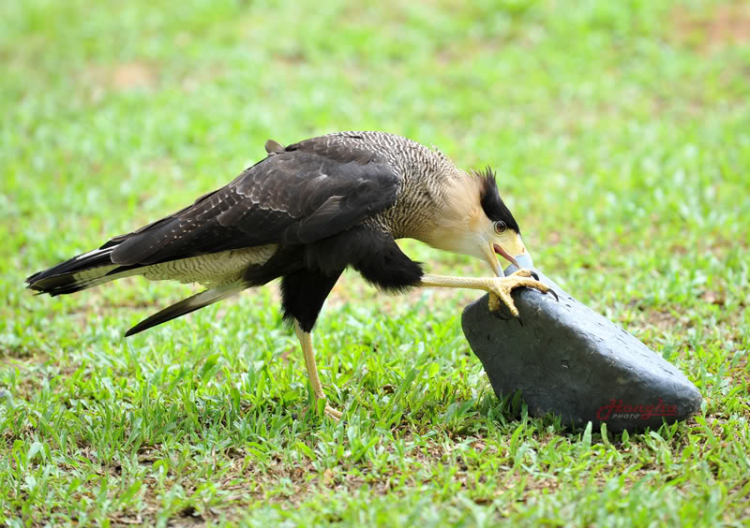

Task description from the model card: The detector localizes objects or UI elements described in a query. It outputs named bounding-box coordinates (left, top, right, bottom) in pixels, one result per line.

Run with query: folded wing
left=106, top=140, right=400, bottom=267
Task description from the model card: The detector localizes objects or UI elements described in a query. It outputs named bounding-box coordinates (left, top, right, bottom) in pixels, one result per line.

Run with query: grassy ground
left=2, top=0, right=749, bottom=525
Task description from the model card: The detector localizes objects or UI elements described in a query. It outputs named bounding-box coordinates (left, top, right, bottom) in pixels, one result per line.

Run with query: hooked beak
left=493, top=243, right=520, bottom=269
left=482, top=242, right=521, bottom=277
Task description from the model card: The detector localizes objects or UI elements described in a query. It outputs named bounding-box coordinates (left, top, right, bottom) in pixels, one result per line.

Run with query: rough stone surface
left=462, top=258, right=703, bottom=431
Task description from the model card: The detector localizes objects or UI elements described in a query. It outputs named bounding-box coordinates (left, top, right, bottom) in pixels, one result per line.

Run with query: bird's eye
left=494, top=221, right=507, bottom=234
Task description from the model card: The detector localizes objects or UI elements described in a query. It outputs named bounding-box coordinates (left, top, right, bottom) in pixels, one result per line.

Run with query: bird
left=26, top=131, right=553, bottom=420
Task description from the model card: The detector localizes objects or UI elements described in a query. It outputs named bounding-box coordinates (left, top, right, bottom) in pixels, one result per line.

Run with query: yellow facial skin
left=496, top=229, right=527, bottom=259
left=482, top=229, right=528, bottom=276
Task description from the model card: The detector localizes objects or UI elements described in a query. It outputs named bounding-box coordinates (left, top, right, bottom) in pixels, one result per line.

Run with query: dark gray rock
left=462, top=257, right=703, bottom=432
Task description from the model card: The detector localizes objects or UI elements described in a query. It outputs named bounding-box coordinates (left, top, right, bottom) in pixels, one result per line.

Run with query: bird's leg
left=420, top=270, right=552, bottom=317
left=293, top=320, right=342, bottom=421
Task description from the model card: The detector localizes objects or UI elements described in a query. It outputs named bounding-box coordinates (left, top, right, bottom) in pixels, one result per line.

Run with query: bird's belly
left=141, top=245, right=278, bottom=287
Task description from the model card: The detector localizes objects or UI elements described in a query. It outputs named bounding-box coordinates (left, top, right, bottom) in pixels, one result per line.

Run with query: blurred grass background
left=1, top=0, right=749, bottom=525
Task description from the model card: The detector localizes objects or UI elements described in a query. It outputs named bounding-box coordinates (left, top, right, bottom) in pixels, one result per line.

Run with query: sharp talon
left=517, top=317, right=524, bottom=327
left=530, top=271, right=540, bottom=281
left=548, top=288, right=559, bottom=302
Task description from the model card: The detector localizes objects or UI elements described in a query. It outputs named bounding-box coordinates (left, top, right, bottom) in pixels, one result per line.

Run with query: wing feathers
left=107, top=148, right=399, bottom=268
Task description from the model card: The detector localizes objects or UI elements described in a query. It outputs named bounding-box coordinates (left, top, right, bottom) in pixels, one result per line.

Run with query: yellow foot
left=302, top=400, right=342, bottom=421
left=324, top=404, right=342, bottom=421
left=487, top=269, right=554, bottom=316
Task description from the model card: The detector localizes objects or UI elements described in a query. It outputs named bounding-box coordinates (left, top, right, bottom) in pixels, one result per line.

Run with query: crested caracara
left=27, top=131, right=552, bottom=419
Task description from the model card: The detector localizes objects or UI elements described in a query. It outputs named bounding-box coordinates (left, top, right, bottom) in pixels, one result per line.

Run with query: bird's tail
left=124, top=283, right=244, bottom=336
left=27, top=247, right=246, bottom=336
left=25, top=246, right=139, bottom=296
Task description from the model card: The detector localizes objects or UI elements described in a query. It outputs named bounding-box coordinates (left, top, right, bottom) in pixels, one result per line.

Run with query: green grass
left=2, top=0, right=750, bottom=525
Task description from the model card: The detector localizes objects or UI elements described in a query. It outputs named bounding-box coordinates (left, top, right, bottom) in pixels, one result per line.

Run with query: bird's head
left=419, top=168, right=529, bottom=277
left=475, top=168, right=528, bottom=276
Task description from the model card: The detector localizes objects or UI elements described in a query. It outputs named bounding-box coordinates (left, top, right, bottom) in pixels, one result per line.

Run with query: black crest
left=477, top=168, right=520, bottom=233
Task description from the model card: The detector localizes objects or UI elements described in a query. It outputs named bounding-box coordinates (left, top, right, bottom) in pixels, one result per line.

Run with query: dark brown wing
left=105, top=138, right=400, bottom=266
